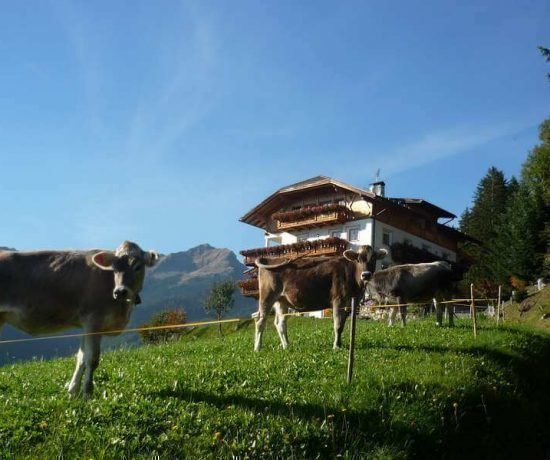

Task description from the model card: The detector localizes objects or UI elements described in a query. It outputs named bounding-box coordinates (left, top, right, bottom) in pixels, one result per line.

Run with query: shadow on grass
left=355, top=330, right=550, bottom=459
left=152, top=372, right=550, bottom=459
left=152, top=384, right=440, bottom=458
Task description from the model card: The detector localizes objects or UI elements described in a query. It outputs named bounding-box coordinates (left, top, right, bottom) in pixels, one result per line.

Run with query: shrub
left=510, top=275, right=527, bottom=291
left=139, top=309, right=187, bottom=344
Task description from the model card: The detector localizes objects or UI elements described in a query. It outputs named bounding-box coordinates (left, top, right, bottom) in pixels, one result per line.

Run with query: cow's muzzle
left=113, top=286, right=132, bottom=301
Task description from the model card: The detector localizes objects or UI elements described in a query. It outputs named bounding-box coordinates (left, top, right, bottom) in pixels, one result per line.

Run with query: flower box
left=240, top=237, right=349, bottom=266
left=272, top=204, right=353, bottom=231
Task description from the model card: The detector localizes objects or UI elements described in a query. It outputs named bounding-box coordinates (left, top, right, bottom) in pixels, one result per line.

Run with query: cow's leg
left=273, top=300, right=289, bottom=349
left=388, top=306, right=398, bottom=326
left=82, top=334, right=102, bottom=397
left=332, top=300, right=349, bottom=349
left=255, top=292, right=278, bottom=352
left=67, top=337, right=86, bottom=396
left=435, top=298, right=444, bottom=326
left=399, top=301, right=407, bottom=326
left=447, top=303, right=455, bottom=327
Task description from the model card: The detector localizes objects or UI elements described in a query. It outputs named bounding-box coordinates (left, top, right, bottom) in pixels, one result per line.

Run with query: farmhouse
left=238, top=175, right=471, bottom=299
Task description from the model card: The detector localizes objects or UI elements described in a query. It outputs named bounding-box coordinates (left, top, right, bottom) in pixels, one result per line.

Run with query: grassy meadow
left=0, top=316, right=549, bottom=459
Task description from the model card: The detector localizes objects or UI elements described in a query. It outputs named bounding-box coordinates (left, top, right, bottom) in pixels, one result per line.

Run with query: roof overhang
left=389, top=198, right=456, bottom=220
left=239, top=176, right=376, bottom=230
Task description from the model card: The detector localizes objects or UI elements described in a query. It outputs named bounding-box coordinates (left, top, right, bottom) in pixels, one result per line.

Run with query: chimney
left=369, top=181, right=386, bottom=197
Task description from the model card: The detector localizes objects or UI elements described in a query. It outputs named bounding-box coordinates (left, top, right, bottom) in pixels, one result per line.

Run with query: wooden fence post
left=347, top=297, right=357, bottom=384
left=470, top=283, right=477, bottom=339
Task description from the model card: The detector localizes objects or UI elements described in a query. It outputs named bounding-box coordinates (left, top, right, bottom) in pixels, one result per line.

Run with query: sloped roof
left=389, top=198, right=456, bottom=219
left=239, top=176, right=377, bottom=229
left=239, top=175, right=460, bottom=231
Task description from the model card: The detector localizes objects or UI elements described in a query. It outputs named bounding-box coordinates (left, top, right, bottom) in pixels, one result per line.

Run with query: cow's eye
left=133, top=263, right=144, bottom=271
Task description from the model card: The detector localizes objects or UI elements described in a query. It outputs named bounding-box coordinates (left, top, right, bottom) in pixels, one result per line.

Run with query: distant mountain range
left=0, top=244, right=256, bottom=365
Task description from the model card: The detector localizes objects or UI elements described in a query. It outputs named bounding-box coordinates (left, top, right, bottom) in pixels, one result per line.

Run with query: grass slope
left=1, top=318, right=549, bottom=459
left=504, top=285, right=550, bottom=332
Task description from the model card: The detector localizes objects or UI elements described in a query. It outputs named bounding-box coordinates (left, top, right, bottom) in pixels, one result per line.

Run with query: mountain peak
left=134, top=243, right=255, bottom=325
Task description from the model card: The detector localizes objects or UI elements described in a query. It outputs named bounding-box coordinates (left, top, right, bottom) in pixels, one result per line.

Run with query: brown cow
left=0, top=241, right=159, bottom=396
left=363, top=261, right=457, bottom=326
left=254, top=245, right=387, bottom=351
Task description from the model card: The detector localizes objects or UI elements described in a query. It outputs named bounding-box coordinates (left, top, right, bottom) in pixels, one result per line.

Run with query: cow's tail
left=255, top=257, right=291, bottom=270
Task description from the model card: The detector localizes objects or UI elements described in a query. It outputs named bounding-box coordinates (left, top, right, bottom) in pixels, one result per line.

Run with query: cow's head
left=91, top=241, right=159, bottom=303
left=343, top=245, right=387, bottom=284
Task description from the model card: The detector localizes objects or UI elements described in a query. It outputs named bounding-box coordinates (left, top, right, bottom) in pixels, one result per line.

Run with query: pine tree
left=460, top=118, right=550, bottom=290
left=520, top=118, right=550, bottom=276
left=495, top=181, right=541, bottom=281
left=459, top=167, right=511, bottom=293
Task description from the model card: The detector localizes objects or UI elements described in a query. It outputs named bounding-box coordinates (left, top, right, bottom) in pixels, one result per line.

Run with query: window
left=403, top=238, right=412, bottom=246
left=442, top=252, right=450, bottom=260
left=297, top=234, right=308, bottom=242
left=331, top=229, right=342, bottom=238
left=422, top=244, right=431, bottom=253
left=382, top=229, right=393, bottom=246
left=348, top=227, right=360, bottom=242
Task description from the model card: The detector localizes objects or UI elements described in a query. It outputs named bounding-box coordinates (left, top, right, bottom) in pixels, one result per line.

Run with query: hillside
left=0, top=317, right=549, bottom=458
left=503, top=285, right=550, bottom=331
left=0, top=244, right=255, bottom=365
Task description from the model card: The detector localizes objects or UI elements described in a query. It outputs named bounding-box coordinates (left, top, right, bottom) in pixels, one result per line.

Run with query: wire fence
left=0, top=286, right=503, bottom=346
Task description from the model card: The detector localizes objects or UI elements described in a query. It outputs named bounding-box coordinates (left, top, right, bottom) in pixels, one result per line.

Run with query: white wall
left=264, top=218, right=455, bottom=265
left=269, top=219, right=374, bottom=247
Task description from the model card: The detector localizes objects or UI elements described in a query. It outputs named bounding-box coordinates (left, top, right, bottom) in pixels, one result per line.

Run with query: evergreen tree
left=460, top=118, right=550, bottom=290
left=494, top=181, right=541, bottom=281
left=521, top=118, right=550, bottom=276
left=459, top=167, right=511, bottom=293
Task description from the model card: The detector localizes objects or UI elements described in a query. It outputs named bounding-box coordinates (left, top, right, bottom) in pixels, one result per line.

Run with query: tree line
left=459, top=117, right=549, bottom=296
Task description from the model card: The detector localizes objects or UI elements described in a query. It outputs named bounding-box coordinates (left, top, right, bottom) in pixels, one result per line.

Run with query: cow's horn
left=255, top=258, right=291, bottom=269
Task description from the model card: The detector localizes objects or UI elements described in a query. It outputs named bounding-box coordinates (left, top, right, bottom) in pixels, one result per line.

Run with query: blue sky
left=1, top=0, right=548, bottom=256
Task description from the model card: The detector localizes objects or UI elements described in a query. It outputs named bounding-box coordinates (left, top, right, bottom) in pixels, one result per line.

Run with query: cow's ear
left=375, top=248, right=388, bottom=259
left=144, top=251, right=160, bottom=267
left=92, top=251, right=116, bottom=271
left=343, top=250, right=359, bottom=262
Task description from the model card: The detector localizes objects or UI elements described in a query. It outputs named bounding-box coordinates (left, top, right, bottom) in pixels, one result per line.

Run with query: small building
left=238, top=175, right=471, bottom=301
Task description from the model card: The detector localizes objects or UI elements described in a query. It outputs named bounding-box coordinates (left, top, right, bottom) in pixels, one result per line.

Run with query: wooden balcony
left=239, top=237, right=349, bottom=266
left=273, top=204, right=353, bottom=231
left=237, top=278, right=259, bottom=298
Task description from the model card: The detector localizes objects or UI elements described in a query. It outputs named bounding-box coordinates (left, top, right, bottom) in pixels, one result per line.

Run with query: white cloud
left=376, top=122, right=531, bottom=176
left=127, top=3, right=220, bottom=162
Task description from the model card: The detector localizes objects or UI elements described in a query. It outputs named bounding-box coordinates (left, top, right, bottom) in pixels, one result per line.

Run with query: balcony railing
left=237, top=278, right=259, bottom=298
left=239, top=236, right=349, bottom=266
left=273, top=204, right=353, bottom=231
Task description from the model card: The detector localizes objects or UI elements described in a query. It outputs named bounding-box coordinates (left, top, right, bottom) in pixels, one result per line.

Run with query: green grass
left=1, top=317, right=549, bottom=459
left=504, top=285, right=550, bottom=332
